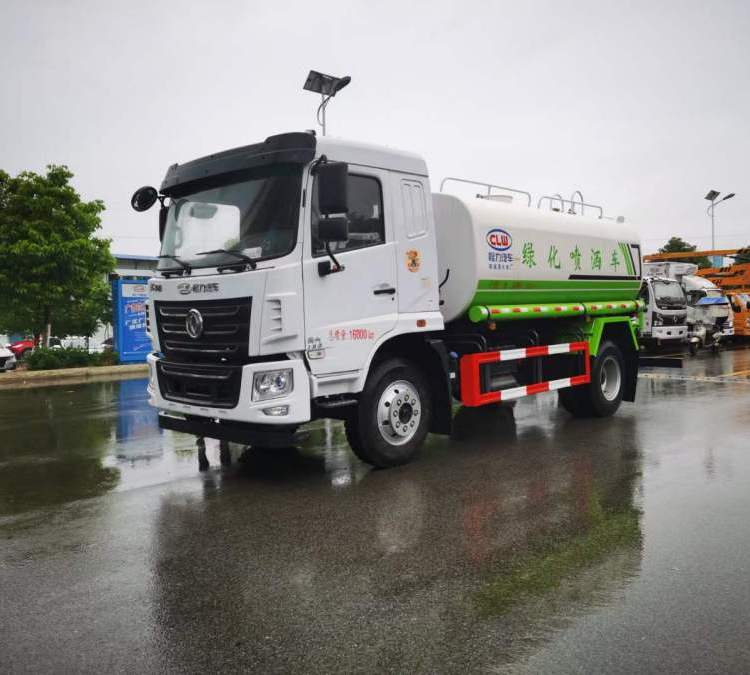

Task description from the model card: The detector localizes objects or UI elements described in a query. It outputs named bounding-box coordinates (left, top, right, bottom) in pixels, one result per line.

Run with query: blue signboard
left=112, top=278, right=151, bottom=363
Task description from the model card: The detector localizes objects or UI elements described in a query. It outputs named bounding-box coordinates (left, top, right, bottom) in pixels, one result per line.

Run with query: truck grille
left=154, top=297, right=252, bottom=364
left=156, top=361, right=242, bottom=408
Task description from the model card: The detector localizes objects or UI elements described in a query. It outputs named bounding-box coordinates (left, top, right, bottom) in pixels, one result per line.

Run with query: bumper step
left=159, top=413, right=298, bottom=448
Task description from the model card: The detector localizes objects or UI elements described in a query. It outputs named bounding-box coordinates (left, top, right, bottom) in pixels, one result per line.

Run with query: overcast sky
left=2, top=0, right=748, bottom=256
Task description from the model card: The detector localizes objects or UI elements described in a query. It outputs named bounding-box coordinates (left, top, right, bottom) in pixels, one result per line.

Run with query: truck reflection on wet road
left=2, top=348, right=750, bottom=672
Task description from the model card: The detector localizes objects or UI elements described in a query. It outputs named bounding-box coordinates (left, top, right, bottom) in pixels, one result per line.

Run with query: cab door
left=302, top=167, right=398, bottom=376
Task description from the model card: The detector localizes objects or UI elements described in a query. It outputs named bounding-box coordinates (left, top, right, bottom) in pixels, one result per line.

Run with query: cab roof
left=316, top=136, right=428, bottom=177
left=160, top=131, right=428, bottom=195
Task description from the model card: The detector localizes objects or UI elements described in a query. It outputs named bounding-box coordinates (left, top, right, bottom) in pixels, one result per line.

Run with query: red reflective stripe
left=512, top=307, right=522, bottom=313
left=526, top=381, right=551, bottom=395
left=570, top=374, right=590, bottom=386
left=533, top=306, right=542, bottom=312
left=525, top=345, right=550, bottom=358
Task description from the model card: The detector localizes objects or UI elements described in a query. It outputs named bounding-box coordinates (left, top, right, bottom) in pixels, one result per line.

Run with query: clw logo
left=487, top=228, right=512, bottom=251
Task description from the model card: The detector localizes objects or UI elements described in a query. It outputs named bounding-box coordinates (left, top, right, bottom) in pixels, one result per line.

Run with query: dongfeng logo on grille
left=186, top=308, right=204, bottom=339
left=177, top=282, right=220, bottom=295
left=487, top=228, right=512, bottom=251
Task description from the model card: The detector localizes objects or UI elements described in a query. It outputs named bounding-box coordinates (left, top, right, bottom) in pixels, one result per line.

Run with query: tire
left=559, top=340, right=625, bottom=418
left=21, top=349, right=32, bottom=360
left=344, top=358, right=432, bottom=468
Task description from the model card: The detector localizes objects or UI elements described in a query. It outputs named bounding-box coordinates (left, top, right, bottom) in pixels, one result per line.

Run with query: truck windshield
left=159, top=165, right=302, bottom=271
left=653, top=280, right=685, bottom=309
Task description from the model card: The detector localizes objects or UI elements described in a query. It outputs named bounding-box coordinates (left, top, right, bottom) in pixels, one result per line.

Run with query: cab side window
left=312, top=174, right=384, bottom=256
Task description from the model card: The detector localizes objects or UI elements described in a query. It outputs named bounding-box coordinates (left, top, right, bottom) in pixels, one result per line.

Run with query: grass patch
left=475, top=493, right=641, bottom=616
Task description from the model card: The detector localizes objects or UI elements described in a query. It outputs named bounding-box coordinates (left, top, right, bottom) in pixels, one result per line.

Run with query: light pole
left=704, top=190, right=735, bottom=249
left=303, top=70, right=351, bottom=136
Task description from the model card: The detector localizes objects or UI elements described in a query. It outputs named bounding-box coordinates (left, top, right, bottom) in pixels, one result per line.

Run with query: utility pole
left=704, top=190, right=735, bottom=249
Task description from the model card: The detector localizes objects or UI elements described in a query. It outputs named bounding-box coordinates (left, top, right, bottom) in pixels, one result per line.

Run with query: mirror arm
left=324, top=241, right=344, bottom=273
left=310, top=154, right=328, bottom=175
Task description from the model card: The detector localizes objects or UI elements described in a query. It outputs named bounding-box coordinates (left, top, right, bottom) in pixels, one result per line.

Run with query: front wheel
left=344, top=358, right=432, bottom=468
left=559, top=340, right=625, bottom=418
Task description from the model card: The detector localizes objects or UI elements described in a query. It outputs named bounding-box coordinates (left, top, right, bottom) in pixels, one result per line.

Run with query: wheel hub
left=600, top=355, right=622, bottom=402
left=377, top=380, right=421, bottom=446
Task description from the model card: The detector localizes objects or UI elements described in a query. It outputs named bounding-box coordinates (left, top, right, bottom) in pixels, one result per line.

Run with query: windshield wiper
left=196, top=249, right=257, bottom=270
left=158, top=254, right=192, bottom=274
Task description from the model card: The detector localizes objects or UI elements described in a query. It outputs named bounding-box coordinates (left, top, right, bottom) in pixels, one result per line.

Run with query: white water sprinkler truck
left=132, top=131, right=643, bottom=467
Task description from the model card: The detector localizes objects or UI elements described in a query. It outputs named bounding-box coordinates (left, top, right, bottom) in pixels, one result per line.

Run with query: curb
left=0, top=364, right=148, bottom=389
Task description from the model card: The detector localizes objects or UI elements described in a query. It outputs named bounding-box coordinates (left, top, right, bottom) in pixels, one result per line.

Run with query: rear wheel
left=559, top=340, right=625, bottom=418
left=344, top=358, right=432, bottom=468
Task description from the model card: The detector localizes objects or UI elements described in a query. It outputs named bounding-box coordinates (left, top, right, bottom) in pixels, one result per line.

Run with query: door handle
left=373, top=286, right=396, bottom=296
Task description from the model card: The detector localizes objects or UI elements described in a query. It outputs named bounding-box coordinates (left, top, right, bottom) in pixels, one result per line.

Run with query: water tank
left=433, top=193, right=642, bottom=323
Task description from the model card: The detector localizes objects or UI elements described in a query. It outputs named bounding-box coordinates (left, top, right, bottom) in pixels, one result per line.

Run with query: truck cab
left=683, top=275, right=733, bottom=349
left=727, top=292, right=750, bottom=338
left=142, top=133, right=444, bottom=461
left=638, top=276, right=688, bottom=347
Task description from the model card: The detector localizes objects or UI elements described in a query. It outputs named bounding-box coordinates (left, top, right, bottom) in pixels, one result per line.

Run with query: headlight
left=253, top=368, right=293, bottom=401
left=653, top=316, right=663, bottom=326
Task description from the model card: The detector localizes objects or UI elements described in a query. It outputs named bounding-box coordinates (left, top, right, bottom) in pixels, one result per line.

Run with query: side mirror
left=317, top=162, right=348, bottom=215
left=131, top=186, right=159, bottom=212
left=318, top=216, right=348, bottom=243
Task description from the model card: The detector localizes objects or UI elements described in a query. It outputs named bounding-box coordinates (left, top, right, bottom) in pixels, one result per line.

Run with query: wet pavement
left=1, top=348, right=750, bottom=673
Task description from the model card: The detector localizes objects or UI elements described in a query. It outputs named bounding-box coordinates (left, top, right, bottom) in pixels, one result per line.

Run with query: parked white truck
left=637, top=274, right=688, bottom=348
left=132, top=132, right=643, bottom=467
left=643, top=261, right=732, bottom=352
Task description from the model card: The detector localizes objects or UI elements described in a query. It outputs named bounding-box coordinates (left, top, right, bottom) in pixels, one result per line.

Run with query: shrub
left=26, top=347, right=120, bottom=371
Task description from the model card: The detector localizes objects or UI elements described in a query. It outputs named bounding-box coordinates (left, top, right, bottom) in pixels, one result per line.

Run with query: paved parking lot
left=2, top=347, right=750, bottom=673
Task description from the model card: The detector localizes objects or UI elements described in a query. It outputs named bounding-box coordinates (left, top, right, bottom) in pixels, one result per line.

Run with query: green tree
left=658, top=236, right=711, bottom=268
left=0, top=165, right=114, bottom=344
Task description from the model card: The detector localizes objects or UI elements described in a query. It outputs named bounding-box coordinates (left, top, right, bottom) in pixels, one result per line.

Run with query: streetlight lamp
left=704, top=190, right=736, bottom=249
left=303, top=70, right=351, bottom=136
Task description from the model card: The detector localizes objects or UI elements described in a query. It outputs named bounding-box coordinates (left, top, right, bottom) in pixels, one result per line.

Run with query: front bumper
left=147, top=354, right=311, bottom=425
left=649, top=325, right=688, bottom=341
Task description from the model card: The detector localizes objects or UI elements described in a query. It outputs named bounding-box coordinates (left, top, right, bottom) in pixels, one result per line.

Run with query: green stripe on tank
left=619, top=242, right=635, bottom=276
left=476, top=279, right=639, bottom=290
